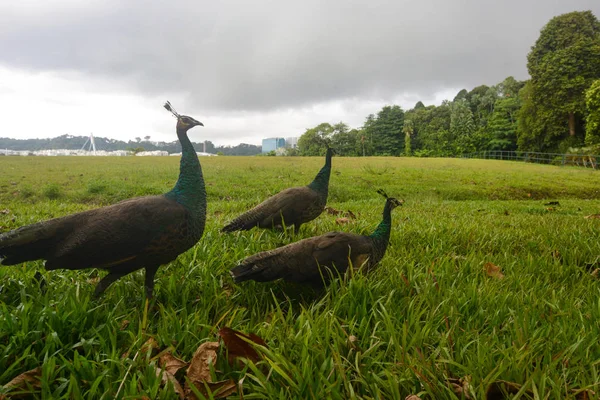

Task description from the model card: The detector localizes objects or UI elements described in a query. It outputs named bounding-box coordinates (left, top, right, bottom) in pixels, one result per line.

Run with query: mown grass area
left=1, top=155, right=600, bottom=399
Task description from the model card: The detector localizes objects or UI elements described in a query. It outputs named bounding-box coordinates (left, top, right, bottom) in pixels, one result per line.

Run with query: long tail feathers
left=229, top=264, right=256, bottom=283
left=221, top=210, right=260, bottom=232
left=0, top=222, right=62, bottom=265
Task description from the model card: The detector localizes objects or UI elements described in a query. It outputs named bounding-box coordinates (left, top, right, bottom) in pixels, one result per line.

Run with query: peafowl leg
left=144, top=266, right=159, bottom=299
left=93, top=271, right=129, bottom=298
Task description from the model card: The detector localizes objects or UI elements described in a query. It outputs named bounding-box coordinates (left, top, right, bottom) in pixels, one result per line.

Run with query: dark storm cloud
left=1, top=0, right=599, bottom=111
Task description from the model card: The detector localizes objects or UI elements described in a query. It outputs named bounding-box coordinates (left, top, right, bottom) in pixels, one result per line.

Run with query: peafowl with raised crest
left=0, top=102, right=206, bottom=298
left=222, top=146, right=334, bottom=232
left=230, top=190, right=403, bottom=286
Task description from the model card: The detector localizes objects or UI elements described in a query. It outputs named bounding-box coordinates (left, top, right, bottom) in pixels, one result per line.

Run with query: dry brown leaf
left=486, top=380, right=529, bottom=399
left=347, top=335, right=360, bottom=351
left=484, top=262, right=505, bottom=280
left=405, top=396, right=422, bottom=400
left=155, top=367, right=184, bottom=400
left=546, top=207, right=555, bottom=211
left=187, top=341, right=219, bottom=384
left=159, top=352, right=188, bottom=377
left=0, top=209, right=10, bottom=215
left=447, top=376, right=472, bottom=399
left=585, top=214, right=600, bottom=219
left=591, top=268, right=600, bottom=278
left=1, top=367, right=42, bottom=398
left=345, top=210, right=357, bottom=219
left=120, top=320, right=130, bottom=330
left=219, top=327, right=266, bottom=364
left=335, top=217, right=350, bottom=225
left=324, top=206, right=342, bottom=215
left=141, top=337, right=160, bottom=357
left=573, top=388, right=596, bottom=400
left=186, top=379, right=237, bottom=400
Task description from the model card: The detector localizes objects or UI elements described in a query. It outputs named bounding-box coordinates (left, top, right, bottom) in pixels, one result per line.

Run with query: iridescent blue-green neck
left=165, top=127, right=206, bottom=217
left=370, top=200, right=393, bottom=246
left=307, top=148, right=332, bottom=196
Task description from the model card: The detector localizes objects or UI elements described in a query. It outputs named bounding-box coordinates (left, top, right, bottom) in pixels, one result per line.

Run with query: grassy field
left=1, top=155, right=600, bottom=399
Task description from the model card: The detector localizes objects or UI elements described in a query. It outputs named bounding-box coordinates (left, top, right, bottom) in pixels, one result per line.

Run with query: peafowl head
left=164, top=101, right=204, bottom=132
left=376, top=189, right=404, bottom=210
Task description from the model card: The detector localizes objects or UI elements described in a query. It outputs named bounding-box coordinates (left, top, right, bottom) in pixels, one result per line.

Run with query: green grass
left=1, top=156, right=600, bottom=399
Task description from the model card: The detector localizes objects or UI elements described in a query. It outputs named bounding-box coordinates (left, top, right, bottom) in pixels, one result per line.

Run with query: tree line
left=0, top=135, right=261, bottom=156
left=296, top=10, right=600, bottom=157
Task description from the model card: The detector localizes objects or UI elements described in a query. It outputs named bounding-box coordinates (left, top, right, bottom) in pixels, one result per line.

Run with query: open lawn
left=1, top=156, right=600, bottom=399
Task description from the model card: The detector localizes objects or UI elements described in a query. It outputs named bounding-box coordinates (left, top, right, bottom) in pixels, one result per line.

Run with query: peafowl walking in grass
left=230, top=190, right=403, bottom=286
left=0, top=102, right=206, bottom=299
left=222, top=147, right=334, bottom=232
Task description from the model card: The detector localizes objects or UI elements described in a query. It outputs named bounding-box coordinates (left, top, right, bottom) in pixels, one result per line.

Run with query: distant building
left=262, top=137, right=286, bottom=153
left=285, top=137, right=299, bottom=149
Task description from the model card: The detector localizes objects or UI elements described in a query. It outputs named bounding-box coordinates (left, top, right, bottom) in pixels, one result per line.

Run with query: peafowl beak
left=193, top=120, right=204, bottom=127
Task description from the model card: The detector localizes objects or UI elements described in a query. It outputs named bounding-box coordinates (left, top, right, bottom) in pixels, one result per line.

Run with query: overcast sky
left=1, top=0, right=599, bottom=146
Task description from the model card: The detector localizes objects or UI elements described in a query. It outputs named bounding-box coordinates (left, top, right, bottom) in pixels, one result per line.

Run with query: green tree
left=487, top=96, right=521, bottom=150
left=497, top=76, right=525, bottom=98
left=517, top=81, right=550, bottom=151
left=585, top=80, right=600, bottom=145
left=527, top=10, right=600, bottom=144
left=453, top=89, right=468, bottom=102
left=465, top=85, right=490, bottom=126
left=450, top=100, right=477, bottom=153
left=403, top=120, right=413, bottom=156
left=418, top=102, right=452, bottom=156
left=331, top=126, right=360, bottom=156
left=297, top=123, right=334, bottom=156
left=363, top=105, right=405, bottom=156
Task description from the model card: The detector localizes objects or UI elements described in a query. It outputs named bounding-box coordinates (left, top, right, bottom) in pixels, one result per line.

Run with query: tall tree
left=330, top=123, right=360, bottom=156
left=585, top=80, right=600, bottom=146
left=487, top=96, right=521, bottom=150
left=450, top=100, right=477, bottom=153
left=418, top=102, right=452, bottom=156
left=517, top=81, right=551, bottom=151
left=527, top=10, right=600, bottom=143
left=297, top=123, right=334, bottom=156
left=363, top=105, right=405, bottom=156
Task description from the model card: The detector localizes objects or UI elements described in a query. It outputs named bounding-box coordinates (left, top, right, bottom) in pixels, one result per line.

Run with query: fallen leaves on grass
left=160, top=351, right=188, bottom=377
left=141, top=337, right=160, bottom=357
left=0, top=209, right=10, bottom=215
left=325, top=206, right=357, bottom=219
left=447, top=376, right=473, bottom=399
left=335, top=217, right=350, bottom=225
left=156, top=367, right=185, bottom=399
left=584, top=214, right=600, bottom=219
left=183, top=341, right=237, bottom=399
left=0, top=367, right=42, bottom=399
left=485, top=380, right=523, bottom=399
left=186, top=379, right=237, bottom=400
left=145, top=327, right=265, bottom=399
left=405, top=396, right=422, bottom=400
left=186, top=342, right=218, bottom=383
left=485, top=380, right=595, bottom=400
left=219, top=327, right=266, bottom=364
left=120, top=320, right=130, bottom=330
left=484, top=262, right=505, bottom=280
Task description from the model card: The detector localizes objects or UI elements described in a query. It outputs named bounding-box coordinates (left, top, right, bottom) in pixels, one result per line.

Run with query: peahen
left=230, top=190, right=403, bottom=286
left=221, top=147, right=333, bottom=232
left=0, top=102, right=206, bottom=298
